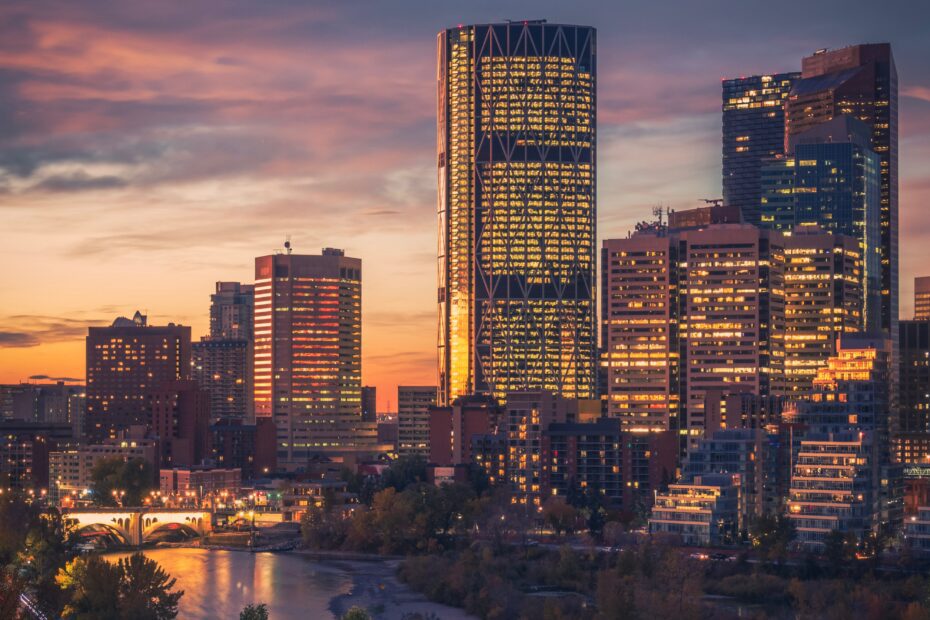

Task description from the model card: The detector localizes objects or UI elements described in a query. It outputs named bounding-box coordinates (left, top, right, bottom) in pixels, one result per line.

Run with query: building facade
left=397, top=386, right=437, bottom=457
left=722, top=72, right=799, bottom=224
left=192, top=339, right=250, bottom=421
left=85, top=312, right=191, bottom=441
left=916, top=277, right=930, bottom=320
left=896, top=320, right=930, bottom=463
left=437, top=21, right=597, bottom=405
left=785, top=44, right=898, bottom=339
left=649, top=473, right=740, bottom=546
left=254, top=249, right=363, bottom=468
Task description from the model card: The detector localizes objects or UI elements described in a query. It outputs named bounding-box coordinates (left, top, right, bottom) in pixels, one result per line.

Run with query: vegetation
left=240, top=603, right=270, bottom=620
left=340, top=606, right=372, bottom=620
left=56, top=552, right=183, bottom=620
left=90, top=457, right=155, bottom=507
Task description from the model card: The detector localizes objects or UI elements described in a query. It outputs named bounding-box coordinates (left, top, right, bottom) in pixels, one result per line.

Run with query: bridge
left=64, top=508, right=213, bottom=546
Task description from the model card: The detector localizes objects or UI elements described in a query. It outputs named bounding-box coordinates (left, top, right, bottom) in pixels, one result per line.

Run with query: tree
left=91, top=457, right=154, bottom=507
left=341, top=606, right=371, bottom=620
left=117, top=553, right=183, bottom=619
left=542, top=497, right=577, bottom=536
left=751, top=514, right=796, bottom=562
left=57, top=553, right=183, bottom=620
left=822, top=529, right=857, bottom=569
left=240, top=603, right=270, bottom=620
left=0, top=568, right=25, bottom=620
left=381, top=455, right=428, bottom=492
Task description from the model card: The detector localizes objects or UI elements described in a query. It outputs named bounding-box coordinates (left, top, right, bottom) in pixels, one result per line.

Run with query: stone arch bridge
left=64, top=508, right=212, bottom=546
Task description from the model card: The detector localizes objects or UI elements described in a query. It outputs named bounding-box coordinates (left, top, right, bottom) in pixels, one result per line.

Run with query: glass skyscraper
left=760, top=115, right=882, bottom=332
left=437, top=21, right=597, bottom=404
left=722, top=72, right=799, bottom=224
left=786, top=44, right=898, bottom=338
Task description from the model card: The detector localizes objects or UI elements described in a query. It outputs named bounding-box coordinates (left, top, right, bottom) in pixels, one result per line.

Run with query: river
left=107, top=547, right=475, bottom=619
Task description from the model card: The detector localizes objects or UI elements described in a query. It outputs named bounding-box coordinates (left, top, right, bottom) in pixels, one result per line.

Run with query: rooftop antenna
left=284, top=235, right=292, bottom=255
left=652, top=205, right=665, bottom=227
left=700, top=198, right=724, bottom=207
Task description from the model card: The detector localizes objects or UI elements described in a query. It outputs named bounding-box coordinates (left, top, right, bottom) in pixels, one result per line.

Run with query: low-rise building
left=905, top=506, right=930, bottom=554
left=649, top=473, right=740, bottom=546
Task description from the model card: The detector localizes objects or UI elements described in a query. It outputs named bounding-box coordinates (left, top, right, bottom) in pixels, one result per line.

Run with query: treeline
left=400, top=542, right=930, bottom=620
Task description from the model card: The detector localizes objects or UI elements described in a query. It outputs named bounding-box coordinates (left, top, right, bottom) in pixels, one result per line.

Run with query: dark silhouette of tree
left=90, top=457, right=154, bottom=507
left=240, top=603, right=269, bottom=620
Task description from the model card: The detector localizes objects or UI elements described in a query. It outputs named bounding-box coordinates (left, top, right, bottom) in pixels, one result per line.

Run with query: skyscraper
left=437, top=21, right=597, bottom=405
left=895, top=320, right=930, bottom=463
left=361, top=386, right=377, bottom=423
left=722, top=72, right=799, bottom=223
left=759, top=116, right=882, bottom=334
left=601, top=234, right=679, bottom=431
left=209, top=282, right=254, bottom=340
left=782, top=226, right=863, bottom=394
left=193, top=281, right=254, bottom=422
left=85, top=312, right=190, bottom=441
left=254, top=248, right=363, bottom=468
left=786, top=44, right=898, bottom=338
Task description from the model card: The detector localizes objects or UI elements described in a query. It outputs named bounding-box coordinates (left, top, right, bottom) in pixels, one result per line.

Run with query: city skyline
left=2, top=1, right=930, bottom=411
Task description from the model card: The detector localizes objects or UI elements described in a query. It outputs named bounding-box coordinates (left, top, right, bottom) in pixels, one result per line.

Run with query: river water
left=109, top=548, right=352, bottom=618
left=108, top=547, right=475, bottom=619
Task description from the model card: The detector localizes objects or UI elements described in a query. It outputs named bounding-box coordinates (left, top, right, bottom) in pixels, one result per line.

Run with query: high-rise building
left=361, top=386, right=377, bottom=423
left=916, top=277, right=930, bottom=320
left=192, top=339, right=250, bottom=421
left=678, top=224, right=784, bottom=432
left=437, top=21, right=597, bottom=405
left=428, top=395, right=500, bottom=467
left=194, top=281, right=255, bottom=423
left=85, top=312, right=191, bottom=441
left=722, top=72, right=800, bottom=223
left=253, top=248, right=363, bottom=467
left=601, top=234, right=679, bottom=431
left=760, top=117, right=882, bottom=332
left=397, top=386, right=437, bottom=457
left=602, top=211, right=786, bottom=437
left=895, top=320, right=930, bottom=464
left=782, top=226, right=863, bottom=394
left=786, top=44, right=898, bottom=338
left=210, top=282, right=254, bottom=340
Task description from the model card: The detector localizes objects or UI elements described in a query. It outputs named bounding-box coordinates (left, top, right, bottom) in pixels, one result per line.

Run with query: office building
left=210, top=417, right=277, bottom=479
left=649, top=473, right=740, bottom=546
left=472, top=431, right=508, bottom=485
left=601, top=234, right=679, bottom=431
left=159, top=467, right=241, bottom=499
left=782, top=226, right=864, bottom=394
left=149, top=380, right=211, bottom=468
left=722, top=72, right=800, bottom=223
left=678, top=224, right=785, bottom=432
left=438, top=21, right=597, bottom=404
left=397, top=386, right=437, bottom=457
left=0, top=421, right=73, bottom=490
left=254, top=248, right=362, bottom=468
left=786, top=44, right=898, bottom=338
left=361, top=386, right=377, bottom=423
left=85, top=312, right=191, bottom=441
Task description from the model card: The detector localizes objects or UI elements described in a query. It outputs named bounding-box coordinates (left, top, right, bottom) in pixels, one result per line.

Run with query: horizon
left=2, top=0, right=929, bottom=410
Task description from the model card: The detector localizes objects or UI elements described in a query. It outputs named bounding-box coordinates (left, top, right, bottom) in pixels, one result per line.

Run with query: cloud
left=28, top=374, right=83, bottom=382
left=34, top=171, right=127, bottom=192
left=0, top=332, right=39, bottom=348
left=0, top=315, right=106, bottom=348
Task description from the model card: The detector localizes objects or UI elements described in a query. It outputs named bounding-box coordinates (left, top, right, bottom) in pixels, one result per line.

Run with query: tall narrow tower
left=437, top=21, right=597, bottom=405
left=253, top=247, right=362, bottom=468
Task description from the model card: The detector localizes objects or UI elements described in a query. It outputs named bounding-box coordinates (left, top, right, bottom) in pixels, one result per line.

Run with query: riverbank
left=323, top=557, right=476, bottom=620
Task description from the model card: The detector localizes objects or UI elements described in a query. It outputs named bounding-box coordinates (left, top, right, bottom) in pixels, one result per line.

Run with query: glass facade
left=786, top=44, right=898, bottom=338
left=722, top=73, right=799, bottom=224
left=438, top=22, right=597, bottom=404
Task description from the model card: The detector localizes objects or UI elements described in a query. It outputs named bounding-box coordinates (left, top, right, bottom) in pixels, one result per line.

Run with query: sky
left=1, top=0, right=929, bottom=410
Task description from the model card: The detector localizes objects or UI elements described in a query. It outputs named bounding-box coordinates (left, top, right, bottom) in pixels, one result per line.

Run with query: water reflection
left=108, top=548, right=352, bottom=619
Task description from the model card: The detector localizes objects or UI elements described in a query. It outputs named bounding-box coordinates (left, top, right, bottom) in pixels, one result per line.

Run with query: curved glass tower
left=437, top=21, right=597, bottom=404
